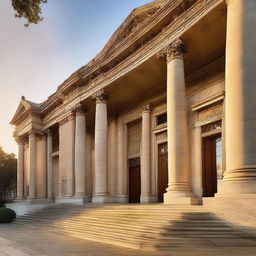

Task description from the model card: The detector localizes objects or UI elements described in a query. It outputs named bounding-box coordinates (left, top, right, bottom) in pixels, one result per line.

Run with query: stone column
left=40, top=134, right=47, bottom=199
left=16, top=138, right=24, bottom=200
left=219, top=0, right=256, bottom=195
left=74, top=105, right=87, bottom=201
left=92, top=90, right=109, bottom=203
left=116, top=120, right=128, bottom=202
left=162, top=39, right=197, bottom=204
left=47, top=129, right=53, bottom=200
left=28, top=131, right=36, bottom=199
left=140, top=105, right=152, bottom=203
left=66, top=114, right=75, bottom=197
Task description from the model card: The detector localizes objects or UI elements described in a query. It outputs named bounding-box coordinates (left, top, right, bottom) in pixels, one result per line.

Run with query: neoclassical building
left=11, top=0, right=256, bottom=205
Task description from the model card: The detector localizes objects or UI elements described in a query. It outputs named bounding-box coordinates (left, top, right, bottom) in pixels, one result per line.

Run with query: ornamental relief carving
left=195, top=102, right=223, bottom=123
left=156, top=131, right=167, bottom=141
left=158, top=38, right=185, bottom=62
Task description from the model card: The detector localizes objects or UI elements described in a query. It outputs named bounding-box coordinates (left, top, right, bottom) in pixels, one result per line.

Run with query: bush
left=0, top=208, right=16, bottom=223
left=0, top=198, right=7, bottom=208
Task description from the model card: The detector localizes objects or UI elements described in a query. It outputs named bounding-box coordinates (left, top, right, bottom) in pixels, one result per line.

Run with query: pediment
left=10, top=97, right=39, bottom=125
left=91, top=0, right=168, bottom=63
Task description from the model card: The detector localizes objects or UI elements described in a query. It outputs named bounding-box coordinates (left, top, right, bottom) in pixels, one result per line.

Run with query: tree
left=0, top=146, right=17, bottom=199
left=11, top=0, right=47, bottom=27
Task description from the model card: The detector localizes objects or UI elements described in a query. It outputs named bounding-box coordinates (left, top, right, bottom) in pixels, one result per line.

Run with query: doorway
left=202, top=134, right=222, bottom=197
left=158, top=143, right=168, bottom=202
left=128, top=158, right=141, bottom=203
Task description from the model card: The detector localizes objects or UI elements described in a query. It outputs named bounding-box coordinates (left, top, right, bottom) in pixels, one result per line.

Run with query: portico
left=11, top=0, right=256, bottom=205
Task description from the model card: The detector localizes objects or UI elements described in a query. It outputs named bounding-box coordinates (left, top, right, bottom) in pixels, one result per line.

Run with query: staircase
left=12, top=204, right=256, bottom=251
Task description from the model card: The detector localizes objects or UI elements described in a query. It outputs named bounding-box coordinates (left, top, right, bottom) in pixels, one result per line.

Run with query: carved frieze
left=195, top=102, right=223, bottom=123
left=156, top=131, right=167, bottom=141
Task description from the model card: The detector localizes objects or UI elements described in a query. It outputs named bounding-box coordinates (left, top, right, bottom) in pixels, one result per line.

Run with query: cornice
left=12, top=0, right=224, bottom=128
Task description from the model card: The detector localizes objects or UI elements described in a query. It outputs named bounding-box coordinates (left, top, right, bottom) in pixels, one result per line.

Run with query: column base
left=55, top=197, right=86, bottom=204
left=74, top=193, right=89, bottom=203
left=26, top=198, right=52, bottom=204
left=164, top=191, right=200, bottom=205
left=92, top=194, right=112, bottom=203
left=140, top=195, right=157, bottom=203
left=217, top=180, right=256, bottom=196
left=114, top=195, right=129, bottom=203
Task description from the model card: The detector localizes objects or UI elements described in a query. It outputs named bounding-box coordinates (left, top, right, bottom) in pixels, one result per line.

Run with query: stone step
left=11, top=204, right=256, bottom=251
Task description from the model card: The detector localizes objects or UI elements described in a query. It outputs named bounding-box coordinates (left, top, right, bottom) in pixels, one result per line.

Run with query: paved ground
left=1, top=224, right=256, bottom=256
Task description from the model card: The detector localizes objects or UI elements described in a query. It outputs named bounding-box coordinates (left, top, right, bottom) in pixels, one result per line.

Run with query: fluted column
left=161, top=39, right=197, bottom=204
left=74, top=105, right=87, bottom=201
left=47, top=129, right=53, bottom=200
left=219, top=0, right=256, bottom=195
left=28, top=131, right=36, bottom=199
left=140, top=105, right=152, bottom=203
left=16, top=138, right=24, bottom=200
left=92, top=90, right=109, bottom=203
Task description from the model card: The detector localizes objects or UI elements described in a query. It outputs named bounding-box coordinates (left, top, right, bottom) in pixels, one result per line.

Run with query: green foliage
left=0, top=198, right=7, bottom=208
left=11, top=0, right=47, bottom=27
left=0, top=146, right=17, bottom=199
left=0, top=208, right=16, bottom=223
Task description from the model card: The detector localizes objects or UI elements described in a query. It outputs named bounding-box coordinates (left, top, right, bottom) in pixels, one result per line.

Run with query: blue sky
left=0, top=0, right=152, bottom=155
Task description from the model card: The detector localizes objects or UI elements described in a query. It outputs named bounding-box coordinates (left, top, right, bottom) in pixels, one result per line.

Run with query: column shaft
left=40, top=135, right=47, bottom=199
left=140, top=105, right=152, bottom=203
left=163, top=39, right=197, bottom=204
left=28, top=132, right=36, bottom=199
left=220, top=0, right=256, bottom=194
left=92, top=90, right=109, bottom=203
left=74, top=109, right=87, bottom=200
left=16, top=139, right=24, bottom=199
left=116, top=121, right=128, bottom=202
left=47, top=130, right=53, bottom=200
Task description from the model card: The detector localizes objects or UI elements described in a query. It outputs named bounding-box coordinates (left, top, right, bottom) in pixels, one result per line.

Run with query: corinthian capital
left=158, top=39, right=186, bottom=62
left=92, top=89, right=108, bottom=104
left=74, top=103, right=88, bottom=116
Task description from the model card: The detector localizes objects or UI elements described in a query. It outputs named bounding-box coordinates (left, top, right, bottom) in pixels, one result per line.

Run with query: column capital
left=28, top=130, right=36, bottom=137
left=142, top=104, right=151, bottom=113
left=15, top=137, right=24, bottom=145
left=46, top=129, right=52, bottom=136
left=42, top=132, right=47, bottom=140
left=74, top=103, right=88, bottom=116
left=158, top=39, right=186, bottom=62
left=59, top=117, right=68, bottom=126
left=92, top=89, right=108, bottom=104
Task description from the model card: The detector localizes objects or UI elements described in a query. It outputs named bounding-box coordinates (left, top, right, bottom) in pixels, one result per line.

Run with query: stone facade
left=11, top=0, right=256, bottom=204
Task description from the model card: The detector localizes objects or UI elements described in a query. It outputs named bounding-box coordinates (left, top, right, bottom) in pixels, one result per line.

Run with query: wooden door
left=129, top=158, right=141, bottom=203
left=158, top=143, right=168, bottom=202
left=202, top=135, right=220, bottom=197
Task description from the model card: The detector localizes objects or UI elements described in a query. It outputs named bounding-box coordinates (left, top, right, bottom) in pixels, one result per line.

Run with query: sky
left=0, top=0, right=152, bottom=156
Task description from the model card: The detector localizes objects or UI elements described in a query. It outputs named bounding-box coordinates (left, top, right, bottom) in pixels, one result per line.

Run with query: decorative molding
left=92, top=89, right=108, bottom=104
left=191, top=91, right=225, bottom=111
left=74, top=103, right=88, bottom=116
left=156, top=130, right=167, bottom=141
left=142, top=104, right=151, bottom=112
left=158, top=38, right=185, bottom=62
left=12, top=0, right=224, bottom=130
left=59, top=117, right=68, bottom=126
left=15, top=137, right=24, bottom=145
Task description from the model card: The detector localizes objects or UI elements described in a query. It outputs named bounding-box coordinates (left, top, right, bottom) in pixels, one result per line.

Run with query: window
left=156, top=113, right=167, bottom=126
